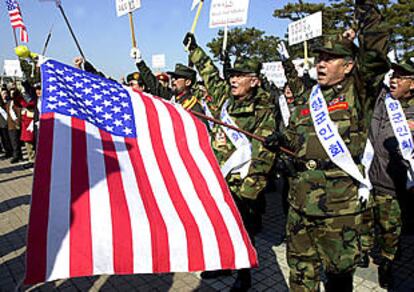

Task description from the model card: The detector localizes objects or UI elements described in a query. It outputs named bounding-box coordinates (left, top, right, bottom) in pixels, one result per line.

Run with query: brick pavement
left=1, top=152, right=412, bottom=291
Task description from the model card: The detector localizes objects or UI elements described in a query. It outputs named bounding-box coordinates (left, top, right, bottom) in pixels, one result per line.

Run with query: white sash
left=0, top=107, right=7, bottom=120
left=358, top=139, right=375, bottom=202
left=279, top=94, right=290, bottom=127
left=220, top=100, right=252, bottom=179
left=309, top=85, right=369, bottom=186
left=200, top=99, right=214, bottom=130
left=385, top=93, right=414, bottom=188
left=8, top=100, right=18, bottom=122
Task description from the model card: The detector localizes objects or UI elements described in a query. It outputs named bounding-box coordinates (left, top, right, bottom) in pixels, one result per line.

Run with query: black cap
left=167, top=63, right=196, bottom=84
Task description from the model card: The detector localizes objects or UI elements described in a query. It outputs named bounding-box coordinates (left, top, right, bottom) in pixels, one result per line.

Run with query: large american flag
left=24, top=59, right=257, bottom=284
left=5, top=0, right=28, bottom=42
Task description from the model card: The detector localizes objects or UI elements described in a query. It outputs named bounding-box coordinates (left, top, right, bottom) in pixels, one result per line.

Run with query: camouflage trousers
left=286, top=207, right=362, bottom=292
left=359, top=207, right=375, bottom=253
left=373, top=191, right=402, bottom=261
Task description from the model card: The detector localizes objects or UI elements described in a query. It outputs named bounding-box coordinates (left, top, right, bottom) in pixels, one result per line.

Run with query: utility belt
left=293, top=156, right=361, bottom=172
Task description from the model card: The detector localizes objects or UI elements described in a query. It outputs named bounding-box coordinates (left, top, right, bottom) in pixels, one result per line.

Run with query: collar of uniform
left=229, top=94, right=255, bottom=115
left=176, top=91, right=192, bottom=102
left=401, top=94, right=414, bottom=108
left=320, top=77, right=350, bottom=102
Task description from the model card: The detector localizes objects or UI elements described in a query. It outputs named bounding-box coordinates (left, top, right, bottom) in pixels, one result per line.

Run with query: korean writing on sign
left=288, top=11, right=322, bottom=46
left=116, top=0, right=141, bottom=17
left=209, top=0, right=250, bottom=28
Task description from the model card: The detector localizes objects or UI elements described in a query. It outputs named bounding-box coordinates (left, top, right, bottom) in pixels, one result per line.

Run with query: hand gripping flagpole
left=190, top=110, right=296, bottom=157
left=56, top=1, right=86, bottom=60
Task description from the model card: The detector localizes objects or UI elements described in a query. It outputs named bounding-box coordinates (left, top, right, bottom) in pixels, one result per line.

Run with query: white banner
left=152, top=54, right=166, bottom=69
left=3, top=60, right=23, bottom=77
left=288, top=11, right=322, bottom=46
left=261, top=58, right=316, bottom=88
left=261, top=62, right=286, bottom=88
left=116, top=0, right=141, bottom=17
left=209, top=0, right=250, bottom=28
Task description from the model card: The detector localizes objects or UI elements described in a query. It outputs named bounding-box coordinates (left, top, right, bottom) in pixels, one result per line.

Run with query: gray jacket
left=369, top=89, right=414, bottom=196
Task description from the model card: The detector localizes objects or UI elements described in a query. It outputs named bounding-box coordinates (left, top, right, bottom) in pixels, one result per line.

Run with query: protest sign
left=3, top=60, right=23, bottom=77
left=288, top=11, right=322, bottom=46
left=152, top=54, right=166, bottom=69
left=116, top=0, right=141, bottom=17
left=209, top=0, right=249, bottom=28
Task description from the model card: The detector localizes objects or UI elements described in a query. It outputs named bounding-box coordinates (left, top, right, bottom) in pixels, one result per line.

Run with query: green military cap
left=167, top=63, right=196, bottom=84
left=227, top=56, right=262, bottom=76
left=391, top=58, right=414, bottom=75
left=313, top=35, right=358, bottom=58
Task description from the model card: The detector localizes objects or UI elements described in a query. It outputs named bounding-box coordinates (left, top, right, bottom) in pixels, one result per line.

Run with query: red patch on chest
left=300, top=102, right=349, bottom=116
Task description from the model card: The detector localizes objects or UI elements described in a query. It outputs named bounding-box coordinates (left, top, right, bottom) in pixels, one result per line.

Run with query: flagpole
left=57, top=3, right=85, bottom=59
left=190, top=0, right=204, bottom=34
left=128, top=12, right=137, bottom=48
left=12, top=28, right=18, bottom=47
left=190, top=110, right=295, bottom=157
left=42, top=24, right=54, bottom=56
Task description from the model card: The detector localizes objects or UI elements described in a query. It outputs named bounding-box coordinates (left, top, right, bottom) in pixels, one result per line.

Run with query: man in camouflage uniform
left=368, top=59, right=414, bottom=288
left=130, top=47, right=204, bottom=114
left=264, top=0, right=389, bottom=290
left=183, top=32, right=276, bottom=291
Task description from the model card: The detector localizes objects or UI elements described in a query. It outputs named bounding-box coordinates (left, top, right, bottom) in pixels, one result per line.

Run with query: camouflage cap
left=313, top=35, right=358, bottom=58
left=391, top=58, right=414, bottom=75
left=167, top=63, right=196, bottom=84
left=227, top=56, right=262, bottom=76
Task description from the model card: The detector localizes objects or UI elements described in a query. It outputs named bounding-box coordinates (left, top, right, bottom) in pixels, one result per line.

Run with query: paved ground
left=1, top=151, right=413, bottom=291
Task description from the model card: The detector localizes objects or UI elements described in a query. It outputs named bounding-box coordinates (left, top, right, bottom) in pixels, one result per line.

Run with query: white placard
left=261, top=62, right=287, bottom=88
left=288, top=11, right=322, bottom=46
left=152, top=54, right=166, bottom=69
left=116, top=0, right=141, bottom=17
left=3, top=60, right=23, bottom=77
left=209, top=0, right=250, bottom=28
left=261, top=58, right=316, bottom=88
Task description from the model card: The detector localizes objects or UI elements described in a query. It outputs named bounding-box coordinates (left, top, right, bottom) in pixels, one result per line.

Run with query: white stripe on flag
left=46, top=113, right=71, bottom=280
left=130, top=89, right=189, bottom=271
left=85, top=122, right=114, bottom=274
left=176, top=107, right=251, bottom=269
left=152, top=98, right=221, bottom=270
left=111, top=134, right=153, bottom=272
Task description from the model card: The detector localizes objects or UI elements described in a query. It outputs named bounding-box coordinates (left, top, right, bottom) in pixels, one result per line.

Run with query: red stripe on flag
left=69, top=118, right=93, bottom=277
left=141, top=96, right=204, bottom=271
left=167, top=105, right=236, bottom=269
left=24, top=112, right=55, bottom=284
left=191, top=115, right=258, bottom=267
left=100, top=130, right=133, bottom=274
left=125, top=137, right=170, bottom=272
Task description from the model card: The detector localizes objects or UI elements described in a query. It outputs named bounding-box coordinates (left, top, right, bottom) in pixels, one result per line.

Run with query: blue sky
left=0, top=0, right=324, bottom=79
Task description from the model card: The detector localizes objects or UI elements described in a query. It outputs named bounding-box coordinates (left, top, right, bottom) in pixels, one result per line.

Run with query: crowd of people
left=2, top=0, right=414, bottom=291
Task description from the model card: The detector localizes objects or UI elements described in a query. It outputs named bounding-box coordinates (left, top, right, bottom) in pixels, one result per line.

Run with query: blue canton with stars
left=41, top=60, right=136, bottom=138
left=6, top=0, right=18, bottom=11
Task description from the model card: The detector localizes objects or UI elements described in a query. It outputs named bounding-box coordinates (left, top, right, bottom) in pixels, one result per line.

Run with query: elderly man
left=130, top=48, right=203, bottom=114
left=264, top=0, right=389, bottom=290
left=368, top=59, right=414, bottom=288
left=183, top=32, right=276, bottom=291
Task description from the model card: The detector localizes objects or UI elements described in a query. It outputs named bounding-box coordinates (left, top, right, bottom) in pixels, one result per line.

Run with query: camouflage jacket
left=282, top=1, right=390, bottom=217
left=136, top=60, right=204, bottom=114
left=190, top=47, right=276, bottom=200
